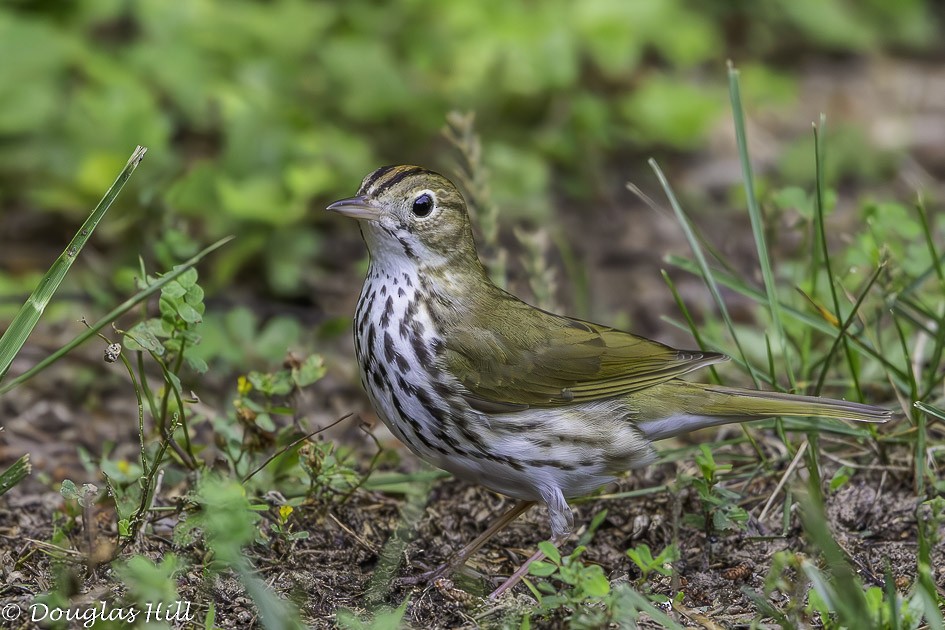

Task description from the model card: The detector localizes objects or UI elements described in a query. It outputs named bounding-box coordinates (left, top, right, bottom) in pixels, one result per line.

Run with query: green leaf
left=124, top=320, right=166, bottom=354
left=829, top=466, right=853, bottom=492
left=255, top=413, right=276, bottom=432
left=626, top=544, right=655, bottom=571
left=186, top=355, right=209, bottom=374
left=621, top=77, right=723, bottom=148
left=176, top=302, right=203, bottom=324
left=162, top=280, right=188, bottom=299
left=60, top=479, right=79, bottom=501
left=184, top=283, right=205, bottom=306
left=293, top=355, right=326, bottom=388
left=581, top=566, right=611, bottom=597
left=248, top=370, right=293, bottom=396
left=528, top=561, right=558, bottom=577
left=175, top=267, right=199, bottom=288
left=538, top=540, right=561, bottom=565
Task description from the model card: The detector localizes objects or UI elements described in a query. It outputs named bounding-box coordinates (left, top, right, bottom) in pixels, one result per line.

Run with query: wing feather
left=442, top=297, right=727, bottom=411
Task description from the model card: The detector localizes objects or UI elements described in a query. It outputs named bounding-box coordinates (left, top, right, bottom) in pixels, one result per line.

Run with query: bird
left=327, top=164, right=891, bottom=597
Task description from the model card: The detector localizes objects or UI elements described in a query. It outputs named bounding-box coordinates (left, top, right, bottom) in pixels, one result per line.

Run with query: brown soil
left=1, top=434, right=941, bottom=628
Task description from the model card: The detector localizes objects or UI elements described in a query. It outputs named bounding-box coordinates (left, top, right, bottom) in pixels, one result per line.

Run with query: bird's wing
left=442, top=299, right=728, bottom=412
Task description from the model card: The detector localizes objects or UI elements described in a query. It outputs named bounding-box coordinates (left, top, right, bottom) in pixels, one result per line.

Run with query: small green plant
left=298, top=439, right=361, bottom=503
left=177, top=475, right=306, bottom=630
left=519, top=541, right=683, bottom=629
left=269, top=504, right=310, bottom=547
left=681, top=444, right=749, bottom=535
left=233, top=354, right=326, bottom=434
left=828, top=465, right=854, bottom=491
left=123, top=264, right=208, bottom=438
left=529, top=542, right=612, bottom=601
left=113, top=554, right=182, bottom=612
left=89, top=263, right=219, bottom=544
left=525, top=543, right=613, bottom=627
left=336, top=597, right=410, bottom=630
left=748, top=490, right=945, bottom=629
left=213, top=355, right=329, bottom=487
left=625, top=543, right=678, bottom=585
left=752, top=549, right=934, bottom=629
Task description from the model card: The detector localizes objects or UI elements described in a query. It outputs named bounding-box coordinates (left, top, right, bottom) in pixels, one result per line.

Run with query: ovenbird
left=328, top=165, right=890, bottom=597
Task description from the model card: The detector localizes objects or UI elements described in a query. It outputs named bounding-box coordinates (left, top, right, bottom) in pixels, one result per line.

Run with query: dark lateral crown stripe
left=359, top=165, right=397, bottom=194
left=368, top=165, right=429, bottom=195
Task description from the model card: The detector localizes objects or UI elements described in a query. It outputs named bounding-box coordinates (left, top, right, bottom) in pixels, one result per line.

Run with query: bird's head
left=327, top=165, right=481, bottom=272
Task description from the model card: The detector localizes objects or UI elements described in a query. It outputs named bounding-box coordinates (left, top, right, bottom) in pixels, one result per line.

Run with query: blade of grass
left=892, top=313, right=923, bottom=495
left=766, top=333, right=792, bottom=450
left=0, top=146, right=148, bottom=382
left=728, top=61, right=794, bottom=390
left=646, top=161, right=768, bottom=464
left=913, top=401, right=945, bottom=423
left=646, top=161, right=759, bottom=386
left=889, top=298, right=938, bottom=337
left=798, top=486, right=870, bottom=625
left=0, top=453, right=31, bottom=496
left=913, top=196, right=945, bottom=401
left=365, top=476, right=434, bottom=606
left=667, top=255, right=910, bottom=387
left=812, top=119, right=864, bottom=403
left=660, top=270, right=721, bottom=384
left=813, top=261, right=886, bottom=395
left=0, top=236, right=234, bottom=396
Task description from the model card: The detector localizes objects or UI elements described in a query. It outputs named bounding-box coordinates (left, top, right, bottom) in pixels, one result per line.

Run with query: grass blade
left=728, top=61, right=794, bottom=389
left=0, top=453, right=31, bottom=496
left=660, top=270, right=721, bottom=384
left=812, top=119, right=865, bottom=405
left=798, top=487, right=870, bottom=624
left=913, top=400, right=945, bottom=422
left=0, top=236, right=234, bottom=396
left=666, top=255, right=910, bottom=388
left=0, top=146, right=148, bottom=383
left=646, top=160, right=759, bottom=387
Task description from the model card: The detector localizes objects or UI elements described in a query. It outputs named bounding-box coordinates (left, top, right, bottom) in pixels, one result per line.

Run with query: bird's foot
left=393, top=562, right=453, bottom=587
left=489, top=536, right=564, bottom=599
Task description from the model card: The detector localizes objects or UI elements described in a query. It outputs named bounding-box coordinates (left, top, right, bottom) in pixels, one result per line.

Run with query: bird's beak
left=326, top=195, right=382, bottom=221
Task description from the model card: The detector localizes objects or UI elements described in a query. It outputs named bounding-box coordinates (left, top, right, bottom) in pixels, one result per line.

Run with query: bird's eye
left=412, top=193, right=434, bottom=217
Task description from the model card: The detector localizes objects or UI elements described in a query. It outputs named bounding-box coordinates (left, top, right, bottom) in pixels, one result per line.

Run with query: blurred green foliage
left=0, top=0, right=940, bottom=297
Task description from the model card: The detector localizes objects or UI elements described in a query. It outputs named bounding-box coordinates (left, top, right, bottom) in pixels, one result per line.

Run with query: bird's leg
left=488, top=533, right=565, bottom=599
left=398, top=500, right=535, bottom=585
left=490, top=486, right=572, bottom=598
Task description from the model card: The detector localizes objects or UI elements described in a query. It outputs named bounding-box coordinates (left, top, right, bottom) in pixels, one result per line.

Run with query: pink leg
left=453, top=500, right=535, bottom=563
left=399, top=500, right=535, bottom=585
left=488, top=535, right=564, bottom=599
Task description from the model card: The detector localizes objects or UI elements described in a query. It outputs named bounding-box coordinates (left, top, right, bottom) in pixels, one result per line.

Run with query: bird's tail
left=635, top=381, right=891, bottom=441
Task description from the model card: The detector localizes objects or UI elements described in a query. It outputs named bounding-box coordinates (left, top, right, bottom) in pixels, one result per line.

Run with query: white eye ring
left=411, top=190, right=436, bottom=218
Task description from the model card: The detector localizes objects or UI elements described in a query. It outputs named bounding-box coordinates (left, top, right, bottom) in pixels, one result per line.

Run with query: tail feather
left=635, top=381, right=891, bottom=441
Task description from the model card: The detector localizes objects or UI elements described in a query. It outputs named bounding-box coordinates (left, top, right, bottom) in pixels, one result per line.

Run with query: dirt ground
left=2, top=57, right=945, bottom=627
left=1, top=441, right=941, bottom=628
